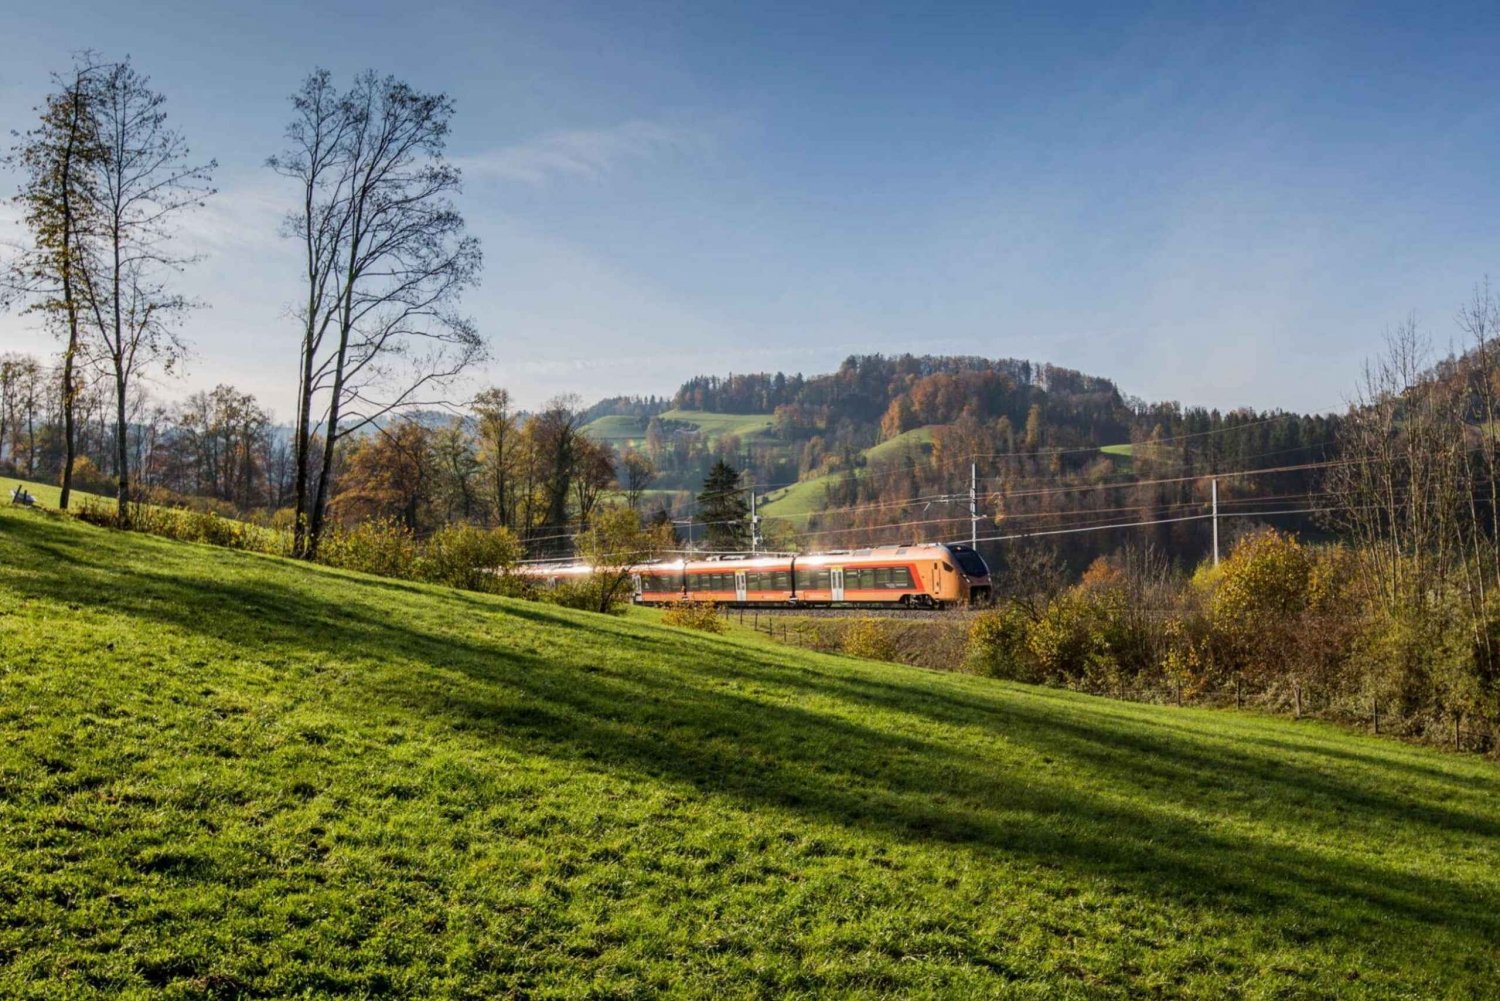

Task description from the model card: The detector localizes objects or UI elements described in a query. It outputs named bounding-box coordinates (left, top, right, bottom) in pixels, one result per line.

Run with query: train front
left=944, top=544, right=992, bottom=605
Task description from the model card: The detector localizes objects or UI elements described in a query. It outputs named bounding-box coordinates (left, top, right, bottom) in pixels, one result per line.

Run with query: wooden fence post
left=1294, top=684, right=1302, bottom=720
left=1372, top=698, right=1379, bottom=734
left=1235, top=677, right=1242, bottom=710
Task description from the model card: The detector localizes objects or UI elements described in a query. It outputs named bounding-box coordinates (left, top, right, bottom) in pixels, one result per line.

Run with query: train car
left=522, top=542, right=991, bottom=609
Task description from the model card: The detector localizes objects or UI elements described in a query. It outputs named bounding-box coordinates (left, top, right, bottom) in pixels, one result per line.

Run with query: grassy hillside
left=760, top=427, right=936, bottom=518
left=759, top=469, right=838, bottom=518
left=1, top=474, right=106, bottom=510
left=3, top=508, right=1497, bottom=998
left=580, top=414, right=650, bottom=447
left=657, top=409, right=778, bottom=443
left=865, top=425, right=937, bottom=463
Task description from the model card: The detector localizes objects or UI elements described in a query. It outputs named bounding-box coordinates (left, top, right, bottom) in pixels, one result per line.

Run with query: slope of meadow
left=0, top=507, right=1497, bottom=998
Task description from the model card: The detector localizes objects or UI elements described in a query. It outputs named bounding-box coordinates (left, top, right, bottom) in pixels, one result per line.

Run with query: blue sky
left=3, top=1, right=1500, bottom=417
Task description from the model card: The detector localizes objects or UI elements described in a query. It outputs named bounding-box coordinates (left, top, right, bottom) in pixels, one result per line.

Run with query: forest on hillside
left=2, top=349, right=1338, bottom=570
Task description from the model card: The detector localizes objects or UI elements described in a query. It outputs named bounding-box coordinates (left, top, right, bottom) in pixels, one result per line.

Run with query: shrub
left=661, top=600, right=725, bottom=633
left=1208, top=530, right=1311, bottom=686
left=841, top=617, right=896, bottom=661
left=318, top=519, right=419, bottom=579
left=67, top=456, right=114, bottom=494
left=965, top=605, right=1038, bottom=680
left=541, top=577, right=629, bottom=614
left=414, top=523, right=520, bottom=592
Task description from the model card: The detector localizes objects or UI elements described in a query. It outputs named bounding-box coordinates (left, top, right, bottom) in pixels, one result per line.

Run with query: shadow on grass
left=5, top=510, right=1499, bottom=972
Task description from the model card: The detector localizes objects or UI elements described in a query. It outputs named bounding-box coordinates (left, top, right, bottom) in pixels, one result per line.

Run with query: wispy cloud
left=459, top=120, right=707, bottom=186
left=172, top=176, right=288, bottom=257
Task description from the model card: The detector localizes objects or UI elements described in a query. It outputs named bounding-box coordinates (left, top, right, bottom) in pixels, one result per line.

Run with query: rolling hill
left=1, top=507, right=1496, bottom=997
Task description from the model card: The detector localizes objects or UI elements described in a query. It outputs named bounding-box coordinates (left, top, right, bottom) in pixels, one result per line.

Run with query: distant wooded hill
left=582, top=354, right=1340, bottom=571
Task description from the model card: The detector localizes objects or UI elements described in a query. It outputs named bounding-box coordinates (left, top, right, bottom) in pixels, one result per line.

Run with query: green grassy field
left=1, top=474, right=107, bottom=510
left=580, top=414, right=649, bottom=446
left=657, top=409, right=778, bottom=443
left=5, top=507, right=1496, bottom=998
left=760, top=427, right=937, bottom=518
left=759, top=470, right=838, bottom=518
left=864, top=425, right=937, bottom=464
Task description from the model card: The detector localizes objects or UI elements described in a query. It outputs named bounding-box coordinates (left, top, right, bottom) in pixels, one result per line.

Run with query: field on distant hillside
left=1, top=506, right=1497, bottom=998
left=657, top=409, right=777, bottom=442
left=865, top=425, right=937, bottom=463
left=760, top=426, right=937, bottom=518
left=579, top=414, right=650, bottom=446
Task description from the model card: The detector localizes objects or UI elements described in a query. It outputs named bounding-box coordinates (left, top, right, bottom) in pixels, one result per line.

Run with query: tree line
left=0, top=58, right=498, bottom=559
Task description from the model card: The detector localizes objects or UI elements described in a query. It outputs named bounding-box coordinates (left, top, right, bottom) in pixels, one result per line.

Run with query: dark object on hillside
left=10, top=486, right=36, bottom=507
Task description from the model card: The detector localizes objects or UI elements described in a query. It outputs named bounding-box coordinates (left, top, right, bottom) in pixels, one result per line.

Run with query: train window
left=774, top=570, right=790, bottom=590
left=893, top=567, right=913, bottom=588
left=817, top=569, right=831, bottom=590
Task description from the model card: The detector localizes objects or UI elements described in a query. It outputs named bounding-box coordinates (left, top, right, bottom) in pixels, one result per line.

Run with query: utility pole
left=750, top=485, right=761, bottom=554
left=970, top=462, right=978, bottom=548
left=1211, top=477, right=1220, bottom=566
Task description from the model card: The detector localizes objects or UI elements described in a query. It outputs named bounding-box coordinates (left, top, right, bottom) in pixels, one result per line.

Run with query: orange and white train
left=523, top=543, right=992, bottom=609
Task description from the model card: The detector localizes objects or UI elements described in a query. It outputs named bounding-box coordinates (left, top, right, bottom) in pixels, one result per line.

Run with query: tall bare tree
left=473, top=387, right=518, bottom=528
left=572, top=435, right=615, bottom=530
left=621, top=449, right=656, bottom=511
left=1, top=60, right=106, bottom=508
left=271, top=69, right=483, bottom=557
left=76, top=58, right=215, bottom=522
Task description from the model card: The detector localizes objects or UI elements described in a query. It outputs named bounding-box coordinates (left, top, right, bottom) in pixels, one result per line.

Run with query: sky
left=3, top=0, right=1500, bottom=419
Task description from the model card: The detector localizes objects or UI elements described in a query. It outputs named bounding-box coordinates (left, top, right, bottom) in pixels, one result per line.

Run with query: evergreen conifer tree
left=697, top=458, right=749, bottom=551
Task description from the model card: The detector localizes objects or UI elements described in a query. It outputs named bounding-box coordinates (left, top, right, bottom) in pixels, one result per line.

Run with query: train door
left=830, top=567, right=845, bottom=602
left=734, top=571, right=747, bottom=603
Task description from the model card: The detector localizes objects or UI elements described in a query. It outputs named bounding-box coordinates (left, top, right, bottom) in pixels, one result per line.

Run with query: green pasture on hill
left=864, top=425, right=937, bottom=463
left=2, top=506, right=1497, bottom=998
left=655, top=409, right=778, bottom=444
left=759, top=426, right=938, bottom=519
left=579, top=414, right=649, bottom=446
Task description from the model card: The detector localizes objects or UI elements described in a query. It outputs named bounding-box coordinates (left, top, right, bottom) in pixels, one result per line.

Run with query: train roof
left=517, top=541, right=982, bottom=576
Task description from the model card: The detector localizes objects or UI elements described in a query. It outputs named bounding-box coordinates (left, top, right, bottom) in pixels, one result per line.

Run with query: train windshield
left=946, top=545, right=989, bottom=577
